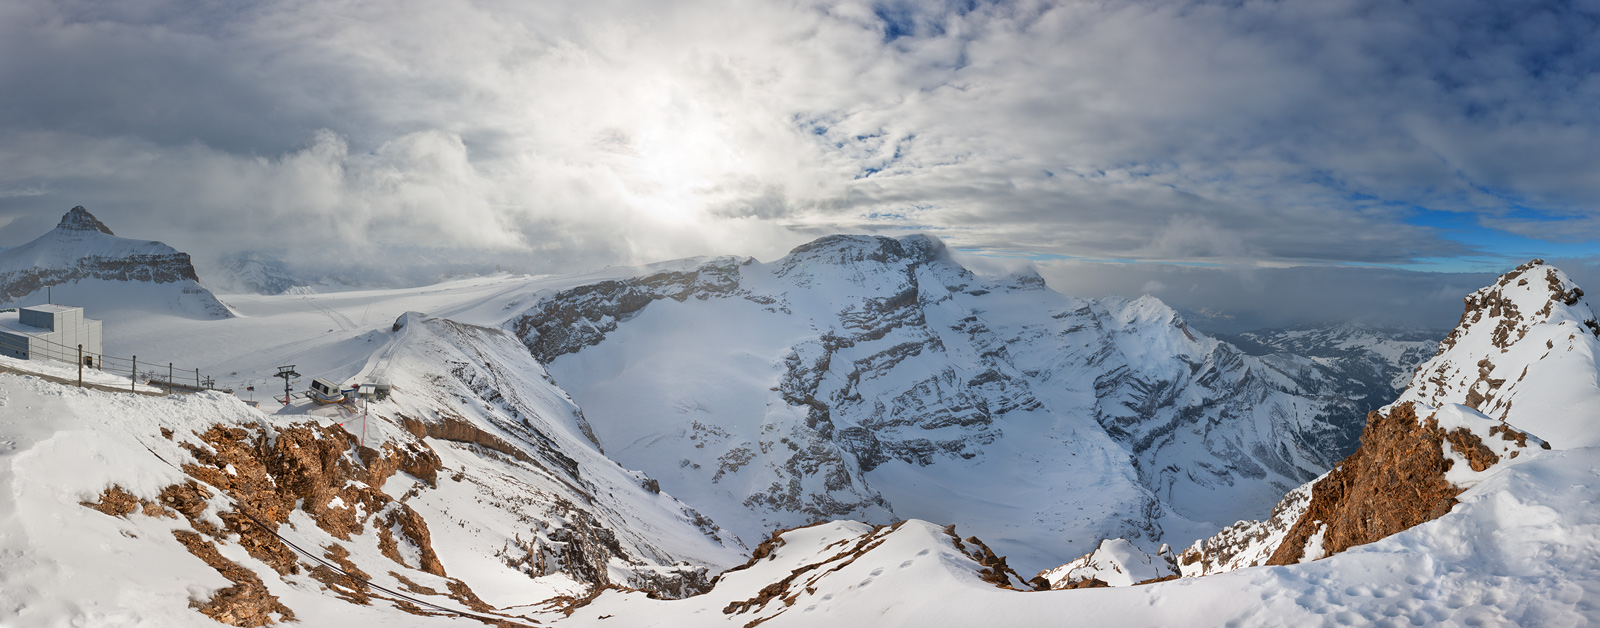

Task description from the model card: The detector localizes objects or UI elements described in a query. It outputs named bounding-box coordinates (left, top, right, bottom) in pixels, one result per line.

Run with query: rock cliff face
left=1264, top=402, right=1546, bottom=565
left=511, top=234, right=1393, bottom=569
left=0, top=206, right=231, bottom=318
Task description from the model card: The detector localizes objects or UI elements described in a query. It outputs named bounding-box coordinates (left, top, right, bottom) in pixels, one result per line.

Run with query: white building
left=0, top=304, right=103, bottom=366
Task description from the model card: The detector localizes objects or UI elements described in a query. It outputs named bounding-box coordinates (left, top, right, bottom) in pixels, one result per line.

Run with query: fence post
left=131, top=355, right=137, bottom=391
left=77, top=344, right=83, bottom=388
left=169, top=363, right=173, bottom=393
left=195, top=367, right=200, bottom=390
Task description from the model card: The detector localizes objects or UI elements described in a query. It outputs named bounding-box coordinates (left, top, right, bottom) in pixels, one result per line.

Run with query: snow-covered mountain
left=0, top=206, right=232, bottom=318
left=1397, top=259, right=1600, bottom=447
left=1221, top=323, right=1441, bottom=392
left=207, top=252, right=303, bottom=296
left=509, top=234, right=1395, bottom=570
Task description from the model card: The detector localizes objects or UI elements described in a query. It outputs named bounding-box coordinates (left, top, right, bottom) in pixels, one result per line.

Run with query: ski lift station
left=0, top=304, right=103, bottom=365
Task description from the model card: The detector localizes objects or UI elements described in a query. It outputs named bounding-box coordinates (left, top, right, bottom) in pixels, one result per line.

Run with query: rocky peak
left=777, top=234, right=948, bottom=273
left=1398, top=260, right=1599, bottom=437
left=1436, top=259, right=1593, bottom=355
left=56, top=206, right=115, bottom=235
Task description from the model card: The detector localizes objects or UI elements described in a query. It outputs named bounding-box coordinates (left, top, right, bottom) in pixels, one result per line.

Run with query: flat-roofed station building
left=0, top=304, right=103, bottom=365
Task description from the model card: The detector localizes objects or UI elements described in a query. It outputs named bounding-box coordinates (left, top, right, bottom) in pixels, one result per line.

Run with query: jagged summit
left=1396, top=259, right=1599, bottom=446
left=56, top=206, right=115, bottom=235
left=1436, top=259, right=1592, bottom=354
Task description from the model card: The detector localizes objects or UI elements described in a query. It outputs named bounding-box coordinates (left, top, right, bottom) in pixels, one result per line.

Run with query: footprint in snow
left=899, top=560, right=913, bottom=569
left=870, top=568, right=883, bottom=577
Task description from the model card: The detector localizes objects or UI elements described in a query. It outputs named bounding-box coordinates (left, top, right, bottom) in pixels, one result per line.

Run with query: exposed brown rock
left=378, top=503, right=447, bottom=576
left=1266, top=403, right=1538, bottom=565
left=401, top=414, right=531, bottom=465
left=80, top=485, right=173, bottom=519
left=307, top=545, right=373, bottom=605
left=389, top=571, right=443, bottom=596
left=172, top=529, right=295, bottom=626
left=942, top=528, right=1034, bottom=590
left=447, top=578, right=497, bottom=613
left=1058, top=578, right=1109, bottom=590
left=1134, top=574, right=1180, bottom=586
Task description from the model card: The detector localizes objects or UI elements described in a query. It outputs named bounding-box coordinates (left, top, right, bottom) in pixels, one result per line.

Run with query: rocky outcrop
left=1036, top=538, right=1178, bottom=589
left=57, top=206, right=115, bottom=234
left=509, top=256, right=758, bottom=363
left=1175, top=478, right=1316, bottom=577
left=1265, top=402, right=1546, bottom=565
left=719, top=520, right=1030, bottom=625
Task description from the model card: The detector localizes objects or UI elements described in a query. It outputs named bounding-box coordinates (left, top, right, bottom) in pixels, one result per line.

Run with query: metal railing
left=0, top=329, right=219, bottom=393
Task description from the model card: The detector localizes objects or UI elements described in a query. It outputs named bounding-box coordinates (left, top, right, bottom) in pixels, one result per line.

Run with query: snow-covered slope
left=3, top=249, right=1599, bottom=627
left=564, top=447, right=1600, bottom=627
left=0, top=307, right=745, bottom=626
left=0, top=206, right=231, bottom=319
left=513, top=235, right=1387, bottom=571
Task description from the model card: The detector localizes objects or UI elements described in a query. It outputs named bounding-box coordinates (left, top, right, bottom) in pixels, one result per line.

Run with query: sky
left=1, top=0, right=1597, bottom=330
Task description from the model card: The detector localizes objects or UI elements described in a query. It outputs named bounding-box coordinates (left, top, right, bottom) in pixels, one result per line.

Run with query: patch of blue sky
left=1399, top=207, right=1599, bottom=272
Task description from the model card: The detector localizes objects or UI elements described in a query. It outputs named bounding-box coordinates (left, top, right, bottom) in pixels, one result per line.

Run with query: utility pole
left=131, top=355, right=137, bottom=391
left=77, top=344, right=83, bottom=388
left=274, top=365, right=300, bottom=406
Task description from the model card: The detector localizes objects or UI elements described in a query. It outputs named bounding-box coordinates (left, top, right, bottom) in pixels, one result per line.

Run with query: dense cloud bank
left=1, top=0, right=1596, bottom=322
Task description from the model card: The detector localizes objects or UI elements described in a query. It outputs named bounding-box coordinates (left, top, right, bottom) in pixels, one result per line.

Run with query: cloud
left=0, top=0, right=1595, bottom=316
left=1034, top=260, right=1498, bottom=333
